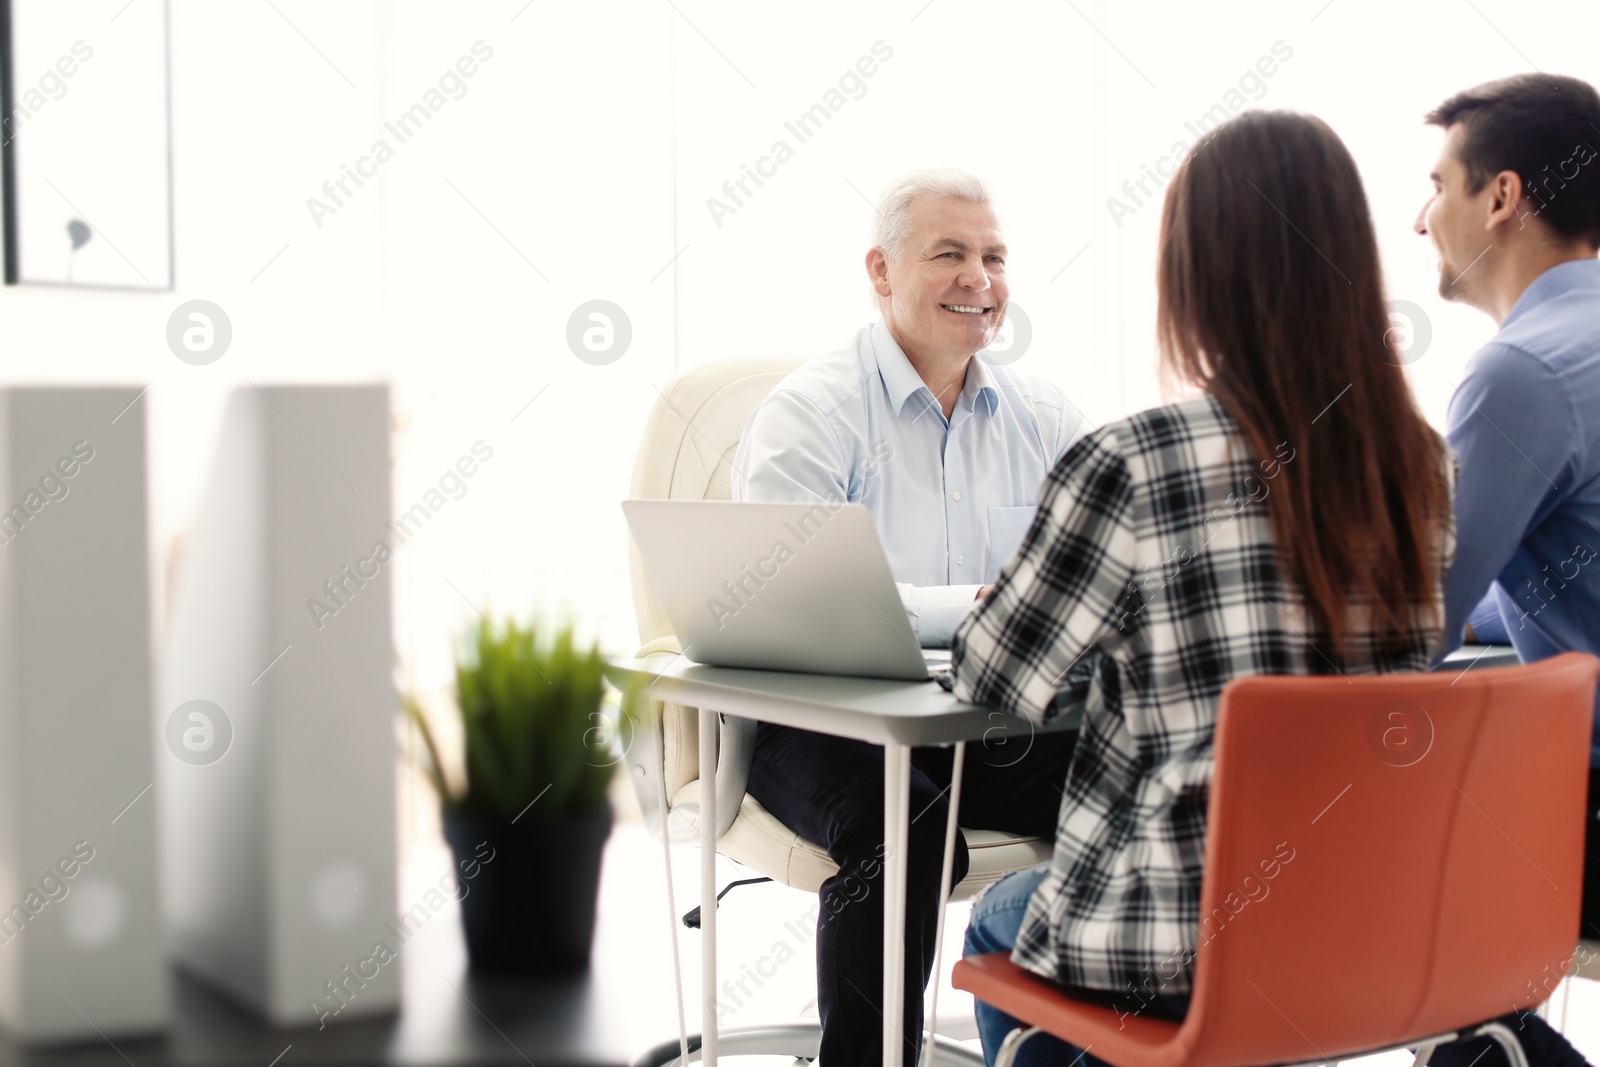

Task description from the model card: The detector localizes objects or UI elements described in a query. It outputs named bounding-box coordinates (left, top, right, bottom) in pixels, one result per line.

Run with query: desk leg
left=882, top=743, right=912, bottom=1067
left=700, top=708, right=718, bottom=1067
left=920, top=741, right=966, bottom=1067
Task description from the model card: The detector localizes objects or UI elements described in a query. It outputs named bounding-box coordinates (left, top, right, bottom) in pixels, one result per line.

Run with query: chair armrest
left=623, top=695, right=669, bottom=839
left=712, top=715, right=757, bottom=838
left=667, top=713, right=757, bottom=842
left=621, top=640, right=682, bottom=840
left=626, top=640, right=758, bottom=842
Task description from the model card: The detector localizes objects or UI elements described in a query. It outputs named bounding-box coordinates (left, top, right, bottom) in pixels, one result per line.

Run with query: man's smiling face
left=878, top=195, right=1008, bottom=361
left=1415, top=123, right=1497, bottom=304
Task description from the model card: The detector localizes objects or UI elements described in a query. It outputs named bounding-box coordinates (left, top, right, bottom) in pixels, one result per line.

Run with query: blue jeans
left=962, top=867, right=1188, bottom=1067
left=962, top=869, right=1592, bottom=1067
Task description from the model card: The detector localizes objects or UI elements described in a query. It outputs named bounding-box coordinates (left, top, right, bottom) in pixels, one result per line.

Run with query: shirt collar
left=1503, top=257, right=1600, bottom=330
left=870, top=319, right=1000, bottom=418
left=962, top=354, right=1001, bottom=416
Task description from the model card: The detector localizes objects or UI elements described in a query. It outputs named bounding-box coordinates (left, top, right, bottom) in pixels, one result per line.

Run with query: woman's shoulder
left=1078, top=395, right=1242, bottom=477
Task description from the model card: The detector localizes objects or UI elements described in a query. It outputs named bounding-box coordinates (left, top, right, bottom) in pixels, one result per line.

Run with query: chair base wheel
left=633, top=1033, right=700, bottom=1067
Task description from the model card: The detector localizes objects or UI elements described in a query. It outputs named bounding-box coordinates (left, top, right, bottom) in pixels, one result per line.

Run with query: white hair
left=872, top=169, right=992, bottom=261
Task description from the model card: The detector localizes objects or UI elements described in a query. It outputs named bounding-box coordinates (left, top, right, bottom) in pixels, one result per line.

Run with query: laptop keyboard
left=921, top=649, right=954, bottom=689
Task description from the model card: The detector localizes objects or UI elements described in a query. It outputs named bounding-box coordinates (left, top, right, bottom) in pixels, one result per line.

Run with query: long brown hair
left=1157, top=111, right=1450, bottom=652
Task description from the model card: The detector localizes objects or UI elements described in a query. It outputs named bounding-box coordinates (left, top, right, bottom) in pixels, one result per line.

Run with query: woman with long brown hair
left=952, top=111, right=1457, bottom=1066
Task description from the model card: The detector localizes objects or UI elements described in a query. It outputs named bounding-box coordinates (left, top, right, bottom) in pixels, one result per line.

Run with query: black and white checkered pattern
left=951, top=393, right=1452, bottom=995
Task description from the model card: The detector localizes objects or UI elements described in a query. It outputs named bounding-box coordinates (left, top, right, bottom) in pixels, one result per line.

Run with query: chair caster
left=633, top=1034, right=701, bottom=1067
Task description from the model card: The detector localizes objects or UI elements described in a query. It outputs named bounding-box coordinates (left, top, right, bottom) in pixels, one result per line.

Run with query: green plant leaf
left=403, top=693, right=450, bottom=805
left=433, top=612, right=618, bottom=820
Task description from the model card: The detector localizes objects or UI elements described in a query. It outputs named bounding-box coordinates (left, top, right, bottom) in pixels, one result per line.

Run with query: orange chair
left=954, top=652, right=1599, bottom=1067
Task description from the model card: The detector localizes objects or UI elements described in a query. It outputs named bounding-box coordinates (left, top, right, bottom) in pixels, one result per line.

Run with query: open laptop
left=623, top=499, right=949, bottom=682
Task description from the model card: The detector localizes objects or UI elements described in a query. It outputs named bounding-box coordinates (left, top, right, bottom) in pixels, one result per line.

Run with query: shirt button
left=956, top=554, right=966, bottom=565
left=952, top=491, right=961, bottom=501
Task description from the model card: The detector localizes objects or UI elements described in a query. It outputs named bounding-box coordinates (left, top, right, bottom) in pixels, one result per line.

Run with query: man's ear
left=1485, top=168, right=1533, bottom=234
left=866, top=247, right=892, bottom=297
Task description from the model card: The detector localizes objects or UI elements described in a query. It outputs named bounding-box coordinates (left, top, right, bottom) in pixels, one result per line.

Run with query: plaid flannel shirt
left=951, top=393, right=1452, bottom=996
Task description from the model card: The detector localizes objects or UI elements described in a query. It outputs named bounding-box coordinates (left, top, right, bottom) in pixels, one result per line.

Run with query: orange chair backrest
left=1176, top=653, right=1597, bottom=1067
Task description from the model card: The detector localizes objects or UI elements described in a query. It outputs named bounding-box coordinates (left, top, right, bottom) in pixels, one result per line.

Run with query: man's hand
left=976, top=584, right=996, bottom=601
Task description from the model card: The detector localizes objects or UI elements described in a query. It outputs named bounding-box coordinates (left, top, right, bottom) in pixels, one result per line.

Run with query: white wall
left=2, top=0, right=1596, bottom=688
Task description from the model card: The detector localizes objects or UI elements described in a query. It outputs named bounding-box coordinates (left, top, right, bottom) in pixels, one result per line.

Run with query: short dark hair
left=1425, top=73, right=1600, bottom=246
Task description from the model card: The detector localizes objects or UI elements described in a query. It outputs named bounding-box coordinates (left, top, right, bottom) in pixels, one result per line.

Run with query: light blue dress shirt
left=731, top=320, right=1084, bottom=645
left=1440, top=258, right=1600, bottom=765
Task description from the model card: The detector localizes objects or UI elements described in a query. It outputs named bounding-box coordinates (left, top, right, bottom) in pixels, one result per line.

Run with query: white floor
left=589, top=818, right=1600, bottom=1066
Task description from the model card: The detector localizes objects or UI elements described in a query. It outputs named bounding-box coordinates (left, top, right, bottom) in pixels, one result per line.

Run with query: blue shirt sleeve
left=1440, top=342, right=1580, bottom=659
left=730, top=390, right=849, bottom=505
left=1464, top=591, right=1511, bottom=645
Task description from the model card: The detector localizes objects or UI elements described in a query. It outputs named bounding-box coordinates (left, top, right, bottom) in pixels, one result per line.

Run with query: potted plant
left=407, top=615, right=629, bottom=973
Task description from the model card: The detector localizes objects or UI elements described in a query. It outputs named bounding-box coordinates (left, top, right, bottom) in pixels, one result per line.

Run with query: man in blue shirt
left=731, top=170, right=1082, bottom=1067
left=1418, top=74, right=1600, bottom=1067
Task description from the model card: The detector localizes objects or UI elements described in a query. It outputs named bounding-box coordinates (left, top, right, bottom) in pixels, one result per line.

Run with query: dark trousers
left=746, top=720, right=1077, bottom=1067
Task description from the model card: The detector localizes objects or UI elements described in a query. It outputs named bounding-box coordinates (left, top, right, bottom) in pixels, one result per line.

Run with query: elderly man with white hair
left=730, top=170, right=1084, bottom=1067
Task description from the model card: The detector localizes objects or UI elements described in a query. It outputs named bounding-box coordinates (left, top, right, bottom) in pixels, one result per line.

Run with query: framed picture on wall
left=0, top=0, right=172, bottom=289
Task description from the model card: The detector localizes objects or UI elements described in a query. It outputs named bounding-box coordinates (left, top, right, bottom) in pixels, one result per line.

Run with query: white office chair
left=624, top=357, right=1053, bottom=1067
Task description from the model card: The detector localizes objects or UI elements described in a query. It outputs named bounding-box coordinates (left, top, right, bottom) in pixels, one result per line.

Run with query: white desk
left=610, top=643, right=1517, bottom=1067
left=1442, top=642, right=1521, bottom=672
left=605, top=657, right=1076, bottom=1067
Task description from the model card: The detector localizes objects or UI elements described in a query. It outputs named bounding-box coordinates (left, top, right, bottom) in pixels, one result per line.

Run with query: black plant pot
left=443, top=802, right=613, bottom=974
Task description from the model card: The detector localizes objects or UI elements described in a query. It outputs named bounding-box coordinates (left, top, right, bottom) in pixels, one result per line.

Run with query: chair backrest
left=1177, top=652, right=1598, bottom=1067
left=627, top=357, right=804, bottom=804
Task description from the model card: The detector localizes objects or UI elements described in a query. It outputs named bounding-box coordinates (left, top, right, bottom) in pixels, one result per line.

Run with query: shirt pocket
left=986, top=505, right=1038, bottom=577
